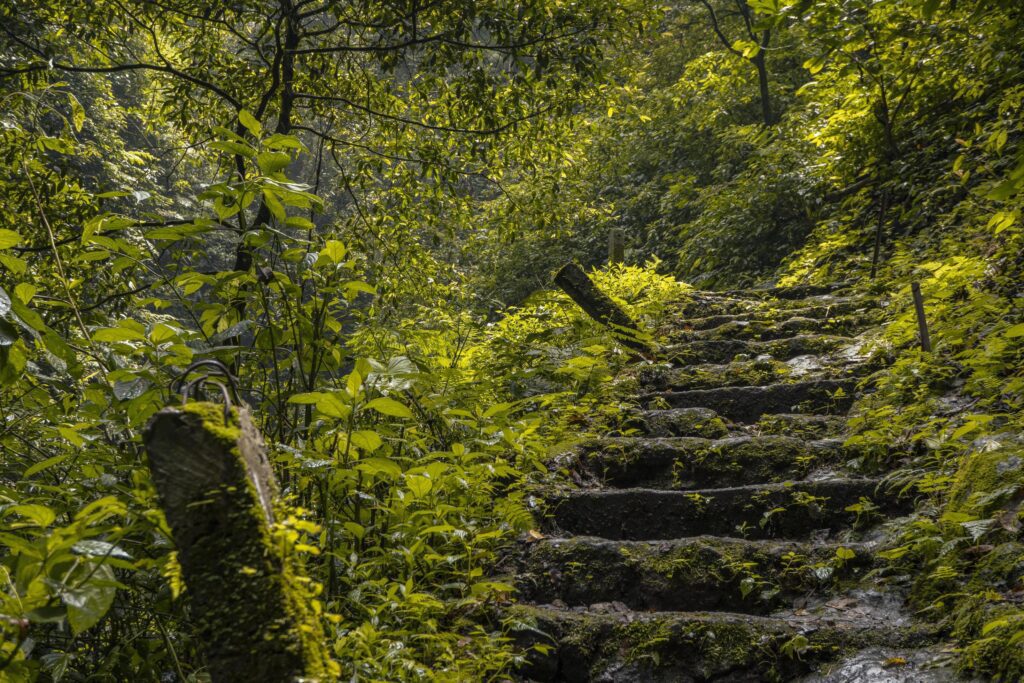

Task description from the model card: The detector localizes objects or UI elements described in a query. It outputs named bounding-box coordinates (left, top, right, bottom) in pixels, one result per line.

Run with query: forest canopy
left=2, top=0, right=1024, bottom=680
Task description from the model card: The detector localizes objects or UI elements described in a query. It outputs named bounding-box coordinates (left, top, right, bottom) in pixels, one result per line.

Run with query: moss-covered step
left=638, top=357, right=870, bottom=392
left=669, top=314, right=872, bottom=343
left=544, top=478, right=907, bottom=540
left=749, top=413, right=848, bottom=439
left=515, top=535, right=874, bottom=613
left=642, top=379, right=857, bottom=423
left=669, top=293, right=874, bottom=319
left=628, top=407, right=731, bottom=438
left=662, top=334, right=855, bottom=365
left=722, top=281, right=857, bottom=300
left=679, top=300, right=880, bottom=332
left=571, top=436, right=846, bottom=489
left=632, top=410, right=872, bottom=444
left=509, top=603, right=923, bottom=683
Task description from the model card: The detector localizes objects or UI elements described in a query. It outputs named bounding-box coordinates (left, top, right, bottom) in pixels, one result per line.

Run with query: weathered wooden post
left=554, top=263, right=652, bottom=354
left=608, top=229, right=624, bottom=265
left=910, top=281, right=932, bottom=352
left=144, top=400, right=335, bottom=682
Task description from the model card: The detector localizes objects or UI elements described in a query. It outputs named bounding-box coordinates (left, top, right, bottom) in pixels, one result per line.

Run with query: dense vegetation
left=1, top=0, right=1023, bottom=680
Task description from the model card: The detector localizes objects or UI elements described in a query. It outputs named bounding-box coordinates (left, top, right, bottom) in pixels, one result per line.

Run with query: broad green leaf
left=257, top=151, right=291, bottom=174
left=406, top=474, right=432, bottom=498
left=0, top=253, right=27, bottom=273
left=209, top=140, right=256, bottom=158
left=238, top=109, right=262, bottom=137
left=349, top=429, right=382, bottom=453
left=356, top=457, right=403, bottom=479
left=64, top=563, right=118, bottom=634
left=7, top=504, right=56, bottom=527
left=92, top=327, right=146, bottom=342
left=0, top=229, right=23, bottom=249
left=321, top=240, right=347, bottom=263
left=287, top=392, right=326, bottom=404
left=10, top=298, right=46, bottom=331
left=365, top=397, right=414, bottom=418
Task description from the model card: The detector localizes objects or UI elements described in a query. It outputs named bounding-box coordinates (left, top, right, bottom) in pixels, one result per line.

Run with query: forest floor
left=503, top=283, right=975, bottom=682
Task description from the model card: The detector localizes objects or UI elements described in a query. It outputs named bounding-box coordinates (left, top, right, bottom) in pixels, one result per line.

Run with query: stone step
left=670, top=293, right=874, bottom=319
left=545, top=478, right=906, bottom=541
left=669, top=314, right=874, bottom=343
left=748, top=413, right=849, bottom=440
left=628, top=407, right=732, bottom=439
left=515, top=535, right=874, bottom=614
left=723, top=281, right=857, bottom=300
left=571, top=436, right=847, bottom=489
left=662, top=334, right=855, bottom=365
left=681, top=300, right=879, bottom=331
left=638, top=356, right=869, bottom=392
left=642, top=379, right=858, bottom=423
left=510, top=603, right=922, bottom=683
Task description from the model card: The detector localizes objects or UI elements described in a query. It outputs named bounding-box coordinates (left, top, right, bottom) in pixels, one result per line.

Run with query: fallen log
left=554, top=263, right=652, bottom=354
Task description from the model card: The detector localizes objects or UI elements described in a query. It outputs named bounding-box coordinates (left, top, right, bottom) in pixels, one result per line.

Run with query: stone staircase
left=508, top=284, right=938, bottom=682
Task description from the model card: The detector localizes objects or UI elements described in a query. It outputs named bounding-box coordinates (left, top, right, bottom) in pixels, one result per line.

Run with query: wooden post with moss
left=608, top=229, right=624, bottom=265
left=554, top=262, right=652, bottom=354
left=144, top=402, right=335, bottom=682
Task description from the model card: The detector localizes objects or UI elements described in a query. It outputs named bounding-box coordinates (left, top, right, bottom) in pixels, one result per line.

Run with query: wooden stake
left=144, top=403, right=335, bottom=682
left=911, top=282, right=931, bottom=352
left=608, top=229, right=624, bottom=265
left=554, top=263, right=651, bottom=353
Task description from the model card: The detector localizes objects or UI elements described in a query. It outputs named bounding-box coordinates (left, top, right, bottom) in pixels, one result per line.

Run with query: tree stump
left=144, top=402, right=335, bottom=682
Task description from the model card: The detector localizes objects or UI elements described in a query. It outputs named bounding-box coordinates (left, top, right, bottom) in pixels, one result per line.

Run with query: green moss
left=947, top=446, right=1024, bottom=516
left=180, top=401, right=241, bottom=449
left=174, top=403, right=338, bottom=679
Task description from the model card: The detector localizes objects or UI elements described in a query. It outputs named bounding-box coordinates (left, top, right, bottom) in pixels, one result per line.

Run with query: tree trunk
left=753, top=31, right=773, bottom=126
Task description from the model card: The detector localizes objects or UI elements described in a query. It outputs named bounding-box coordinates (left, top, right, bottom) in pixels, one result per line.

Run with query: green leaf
left=92, top=327, right=147, bottom=342
left=406, top=474, right=432, bottom=498
left=803, top=56, right=825, bottom=75
left=10, top=298, right=45, bottom=332
left=365, top=397, right=414, bottom=418
left=257, top=151, right=291, bottom=174
left=68, top=93, right=85, bottom=132
left=64, top=563, right=118, bottom=634
left=238, top=110, right=262, bottom=137
left=316, top=393, right=351, bottom=419
left=287, top=392, right=327, bottom=404
left=321, top=240, right=347, bottom=263
left=349, top=429, right=383, bottom=453
left=209, top=140, right=256, bottom=158
left=0, top=229, right=23, bottom=249
left=7, top=504, right=56, bottom=527
left=0, top=253, right=28, bottom=274
left=835, top=547, right=856, bottom=561
left=356, top=457, right=403, bottom=479
left=23, top=453, right=72, bottom=479
left=263, top=133, right=307, bottom=151
left=262, top=188, right=286, bottom=221
left=285, top=216, right=315, bottom=230
left=1005, top=323, right=1024, bottom=338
